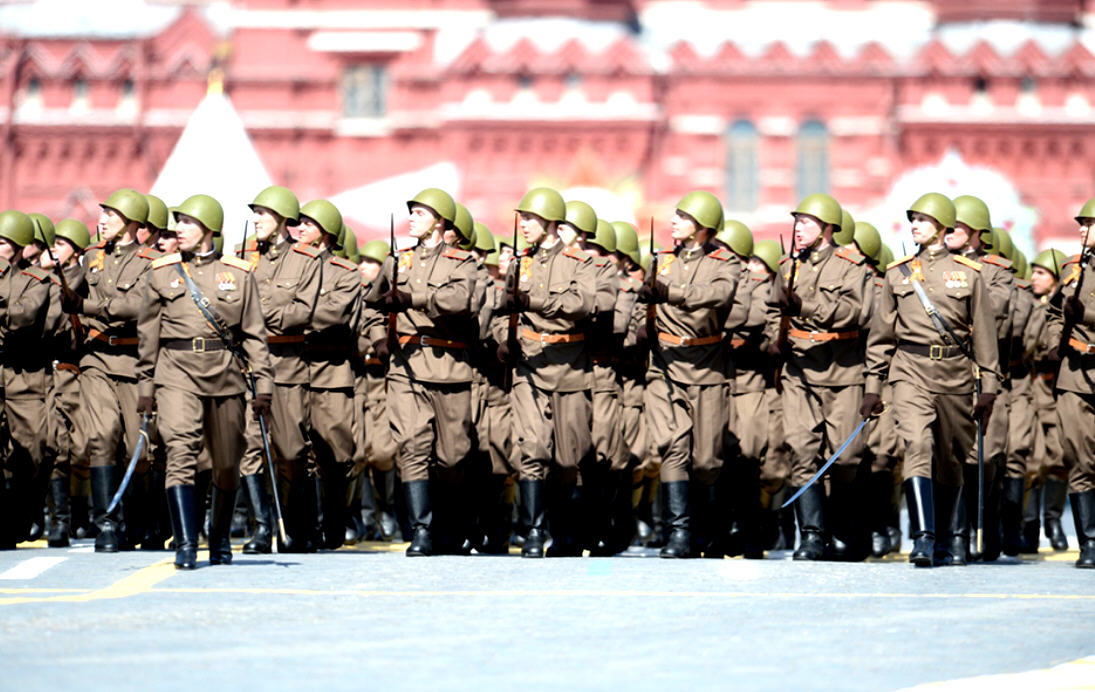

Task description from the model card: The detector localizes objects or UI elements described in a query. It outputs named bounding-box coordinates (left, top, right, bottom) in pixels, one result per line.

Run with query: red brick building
left=3, top=0, right=1094, bottom=252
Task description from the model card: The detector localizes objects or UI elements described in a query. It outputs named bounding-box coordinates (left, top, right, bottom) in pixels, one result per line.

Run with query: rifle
left=387, top=213, right=398, bottom=355
left=503, top=213, right=519, bottom=392
left=237, top=220, right=250, bottom=259
left=45, top=241, right=84, bottom=347
left=645, top=216, right=658, bottom=364
left=773, top=231, right=798, bottom=391
left=1057, top=225, right=1091, bottom=355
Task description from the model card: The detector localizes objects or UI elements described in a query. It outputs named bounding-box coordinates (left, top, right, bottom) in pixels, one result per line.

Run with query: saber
left=247, top=370, right=287, bottom=547
left=974, top=368, right=984, bottom=555
left=781, top=418, right=870, bottom=509
left=106, top=412, right=152, bottom=515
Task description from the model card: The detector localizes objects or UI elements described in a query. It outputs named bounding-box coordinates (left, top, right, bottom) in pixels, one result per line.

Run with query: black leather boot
left=1020, top=483, right=1042, bottom=554
left=828, top=472, right=866, bottom=562
left=319, top=473, right=350, bottom=551
left=697, top=481, right=725, bottom=559
left=869, top=471, right=893, bottom=558
left=1043, top=478, right=1069, bottom=551
left=1000, top=476, right=1025, bottom=557
left=404, top=480, right=433, bottom=556
left=520, top=479, right=546, bottom=558
left=208, top=486, right=237, bottom=565
left=47, top=477, right=71, bottom=548
left=241, top=474, right=273, bottom=554
left=945, top=487, right=968, bottom=566
left=546, top=482, right=582, bottom=557
left=1071, top=490, right=1095, bottom=569
left=374, top=468, right=399, bottom=541
left=904, top=477, right=934, bottom=567
left=166, top=484, right=198, bottom=570
left=280, top=478, right=316, bottom=553
left=792, top=484, right=825, bottom=561
left=933, top=482, right=961, bottom=567
left=141, top=467, right=168, bottom=550
left=90, top=466, right=120, bottom=553
left=660, top=481, right=693, bottom=559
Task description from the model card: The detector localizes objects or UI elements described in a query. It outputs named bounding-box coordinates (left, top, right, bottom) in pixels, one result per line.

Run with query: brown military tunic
left=644, top=243, right=739, bottom=485
left=866, top=247, right=1000, bottom=485
left=764, top=244, right=873, bottom=487
left=45, top=263, right=88, bottom=482
left=1025, top=292, right=1064, bottom=483
left=1005, top=279, right=1037, bottom=480
left=588, top=256, right=624, bottom=472
left=363, top=241, right=476, bottom=482
left=1051, top=253, right=1095, bottom=492
left=137, top=251, right=273, bottom=489
left=618, top=275, right=651, bottom=479
left=239, top=237, right=322, bottom=481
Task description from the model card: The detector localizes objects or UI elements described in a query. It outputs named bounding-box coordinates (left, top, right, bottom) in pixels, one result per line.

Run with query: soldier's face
left=157, top=230, right=179, bottom=254
left=251, top=206, right=282, bottom=241
left=0, top=238, right=17, bottom=262
left=747, top=257, right=770, bottom=275
left=175, top=214, right=208, bottom=252
left=298, top=218, right=323, bottom=246
left=498, top=245, right=514, bottom=273
left=98, top=207, right=126, bottom=241
left=22, top=241, right=44, bottom=263
left=909, top=213, right=942, bottom=246
left=792, top=213, right=824, bottom=249
left=442, top=228, right=460, bottom=246
left=55, top=238, right=77, bottom=266
left=1079, top=218, right=1095, bottom=248
left=557, top=223, right=579, bottom=247
left=360, top=259, right=381, bottom=283
left=1030, top=266, right=1057, bottom=297
left=136, top=225, right=153, bottom=245
left=408, top=205, right=441, bottom=239
left=519, top=212, right=548, bottom=245
left=671, top=211, right=699, bottom=241
left=945, top=223, right=972, bottom=251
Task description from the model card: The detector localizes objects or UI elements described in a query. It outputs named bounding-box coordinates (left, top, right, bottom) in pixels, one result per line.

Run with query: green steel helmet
left=166, top=206, right=178, bottom=232
left=833, top=208, right=855, bottom=245
left=299, top=199, right=342, bottom=239
left=340, top=224, right=360, bottom=263
left=484, top=248, right=499, bottom=267
left=453, top=203, right=476, bottom=250
left=516, top=187, right=566, bottom=223
left=1032, top=248, right=1068, bottom=279
left=563, top=200, right=598, bottom=236
left=360, top=239, right=390, bottom=264
left=611, top=221, right=641, bottom=266
left=474, top=222, right=496, bottom=253
left=250, top=185, right=300, bottom=226
left=1012, top=249, right=1028, bottom=278
left=952, top=194, right=991, bottom=233
left=407, top=188, right=456, bottom=226
left=906, top=192, right=956, bottom=229
left=590, top=218, right=617, bottom=254
left=213, top=233, right=224, bottom=255
left=853, top=221, right=882, bottom=264
left=54, top=218, right=91, bottom=251
left=716, top=219, right=753, bottom=257
left=880, top=244, right=895, bottom=269
left=0, top=210, right=34, bottom=247
left=173, top=194, right=224, bottom=233
left=676, top=190, right=724, bottom=231
left=752, top=238, right=781, bottom=274
left=497, top=232, right=514, bottom=250
left=143, top=194, right=168, bottom=232
left=1075, top=196, right=1095, bottom=223
left=639, top=247, right=652, bottom=274
left=101, top=187, right=149, bottom=225
left=986, top=227, right=1014, bottom=260
left=28, top=213, right=55, bottom=246
left=792, top=193, right=842, bottom=228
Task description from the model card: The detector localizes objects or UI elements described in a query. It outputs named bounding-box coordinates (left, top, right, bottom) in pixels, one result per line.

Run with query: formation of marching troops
left=1, top=182, right=1094, bottom=571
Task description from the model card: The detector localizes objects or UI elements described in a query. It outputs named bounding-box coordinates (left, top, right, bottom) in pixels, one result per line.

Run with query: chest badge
left=519, top=256, right=532, bottom=285
left=398, top=250, right=414, bottom=271
left=216, top=272, right=236, bottom=291
left=169, top=278, right=181, bottom=289
left=659, top=254, right=676, bottom=276
left=943, top=270, right=968, bottom=289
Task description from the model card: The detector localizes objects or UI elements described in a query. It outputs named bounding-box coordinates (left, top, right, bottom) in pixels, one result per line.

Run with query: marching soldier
left=494, top=187, right=596, bottom=558
left=642, top=191, right=740, bottom=559
left=766, top=194, right=873, bottom=561
left=137, top=194, right=168, bottom=255
left=237, top=186, right=322, bottom=553
left=137, top=193, right=274, bottom=570
left=1047, top=198, right=1095, bottom=568
left=1005, top=251, right=1038, bottom=552
left=863, top=193, right=999, bottom=567
left=363, top=188, right=477, bottom=556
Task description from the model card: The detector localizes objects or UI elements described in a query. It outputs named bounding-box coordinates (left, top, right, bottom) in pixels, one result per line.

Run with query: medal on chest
left=89, top=252, right=104, bottom=273
left=942, top=270, right=968, bottom=289
left=900, top=259, right=926, bottom=284
left=519, top=256, right=532, bottom=286
left=398, top=250, right=414, bottom=272
left=216, top=272, right=236, bottom=291
left=659, top=254, right=676, bottom=276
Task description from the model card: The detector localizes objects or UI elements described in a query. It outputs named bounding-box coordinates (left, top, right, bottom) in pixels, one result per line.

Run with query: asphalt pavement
left=1, top=535, right=1092, bottom=692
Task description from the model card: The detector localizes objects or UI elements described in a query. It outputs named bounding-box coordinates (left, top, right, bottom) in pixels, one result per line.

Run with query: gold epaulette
left=21, top=265, right=50, bottom=282
left=835, top=246, right=866, bottom=265
left=707, top=247, right=733, bottom=262
left=981, top=254, right=1011, bottom=269
left=886, top=255, right=914, bottom=271
left=562, top=246, right=591, bottom=262
left=220, top=255, right=253, bottom=272
left=329, top=256, right=357, bottom=271
left=443, top=247, right=471, bottom=261
left=954, top=254, right=982, bottom=272
left=151, top=253, right=182, bottom=269
left=292, top=243, right=321, bottom=258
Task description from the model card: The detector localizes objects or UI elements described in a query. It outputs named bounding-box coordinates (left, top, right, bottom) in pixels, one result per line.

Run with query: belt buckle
left=929, top=344, right=943, bottom=360
left=192, top=337, right=206, bottom=353
left=809, top=331, right=821, bottom=342
left=540, top=332, right=549, bottom=345
left=108, top=335, right=119, bottom=346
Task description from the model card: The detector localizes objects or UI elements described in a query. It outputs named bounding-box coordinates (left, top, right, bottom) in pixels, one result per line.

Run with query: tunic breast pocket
left=215, top=290, right=243, bottom=323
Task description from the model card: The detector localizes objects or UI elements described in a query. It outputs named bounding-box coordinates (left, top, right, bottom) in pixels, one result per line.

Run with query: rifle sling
left=174, top=262, right=249, bottom=368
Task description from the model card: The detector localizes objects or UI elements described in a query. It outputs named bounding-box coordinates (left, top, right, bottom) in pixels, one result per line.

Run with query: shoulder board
left=1062, top=254, right=1083, bottom=268
left=137, top=246, right=161, bottom=260
left=292, top=243, right=321, bottom=258
left=22, top=266, right=50, bottom=282
left=220, top=255, right=253, bottom=272
left=886, top=255, right=914, bottom=271
left=329, top=256, right=357, bottom=271
left=593, top=256, right=609, bottom=268
left=1016, top=278, right=1031, bottom=289
left=835, top=246, right=866, bottom=265
left=779, top=256, right=792, bottom=265
left=954, top=254, right=982, bottom=271
left=749, top=274, right=766, bottom=282
left=707, top=247, right=733, bottom=262
left=91, top=240, right=107, bottom=250
left=657, top=248, right=674, bottom=256
left=981, top=254, right=1012, bottom=269
left=151, top=253, right=182, bottom=269
left=443, top=247, right=471, bottom=261
left=562, top=247, right=591, bottom=262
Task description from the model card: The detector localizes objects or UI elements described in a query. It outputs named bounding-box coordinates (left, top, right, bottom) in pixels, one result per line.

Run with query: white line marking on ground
left=0, top=557, right=67, bottom=580
left=67, top=546, right=94, bottom=554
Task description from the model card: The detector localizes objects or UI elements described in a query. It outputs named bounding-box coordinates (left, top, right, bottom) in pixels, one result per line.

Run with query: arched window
left=796, top=119, right=829, bottom=199
left=724, top=119, right=758, bottom=212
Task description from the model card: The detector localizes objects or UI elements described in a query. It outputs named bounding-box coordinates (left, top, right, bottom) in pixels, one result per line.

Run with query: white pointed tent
left=861, top=150, right=1038, bottom=257
left=150, top=90, right=273, bottom=253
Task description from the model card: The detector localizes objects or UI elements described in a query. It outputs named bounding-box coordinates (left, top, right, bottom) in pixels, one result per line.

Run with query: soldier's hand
left=496, top=338, right=520, bottom=365
left=382, top=290, right=413, bottom=313
left=503, top=290, right=530, bottom=314
left=779, top=289, right=802, bottom=316
left=136, top=396, right=156, bottom=415
left=639, top=280, right=670, bottom=305
left=1064, top=294, right=1084, bottom=324
left=859, top=393, right=884, bottom=419
left=251, top=393, right=272, bottom=422
left=973, top=392, right=996, bottom=427
left=372, top=337, right=390, bottom=363
left=60, top=285, right=84, bottom=314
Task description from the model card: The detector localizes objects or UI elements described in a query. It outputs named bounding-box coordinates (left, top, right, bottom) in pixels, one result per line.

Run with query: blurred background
left=1, top=0, right=1093, bottom=254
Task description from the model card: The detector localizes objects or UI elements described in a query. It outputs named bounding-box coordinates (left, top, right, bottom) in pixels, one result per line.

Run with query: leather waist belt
left=162, top=337, right=227, bottom=353
left=364, top=357, right=383, bottom=366
left=268, top=334, right=306, bottom=345
left=729, top=338, right=746, bottom=349
left=1036, top=372, right=1057, bottom=381
left=521, top=328, right=584, bottom=344
left=788, top=328, right=859, bottom=343
left=1069, top=337, right=1095, bottom=355
left=54, top=362, right=80, bottom=374
left=897, top=341, right=965, bottom=360
left=398, top=335, right=469, bottom=349
left=658, top=332, right=723, bottom=347
left=88, top=328, right=138, bottom=347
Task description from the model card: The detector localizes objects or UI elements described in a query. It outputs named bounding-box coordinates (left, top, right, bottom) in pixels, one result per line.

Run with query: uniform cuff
left=82, top=296, right=104, bottom=316
left=138, top=380, right=155, bottom=400
left=667, top=284, right=685, bottom=306
left=865, top=376, right=883, bottom=397
left=411, top=288, right=429, bottom=310
left=527, top=292, right=545, bottom=312
left=255, top=378, right=274, bottom=397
